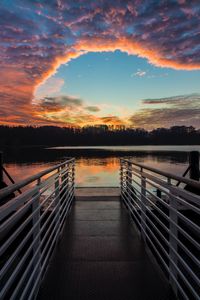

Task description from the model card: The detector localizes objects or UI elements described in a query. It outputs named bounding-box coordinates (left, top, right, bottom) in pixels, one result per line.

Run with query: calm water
left=3, top=145, right=200, bottom=187
left=51, top=145, right=200, bottom=152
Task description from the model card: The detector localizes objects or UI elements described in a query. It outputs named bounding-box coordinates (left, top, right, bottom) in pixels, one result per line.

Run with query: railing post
left=141, top=167, right=147, bottom=241
left=169, top=182, right=178, bottom=297
left=156, top=189, right=162, bottom=198
left=71, top=160, right=75, bottom=196
left=120, top=160, right=126, bottom=194
left=55, top=168, right=61, bottom=236
left=189, top=151, right=199, bottom=181
left=127, top=161, right=132, bottom=190
left=32, top=181, right=41, bottom=288
left=120, top=159, right=123, bottom=191
left=61, top=164, right=67, bottom=201
left=120, top=159, right=126, bottom=199
left=0, top=151, right=3, bottom=184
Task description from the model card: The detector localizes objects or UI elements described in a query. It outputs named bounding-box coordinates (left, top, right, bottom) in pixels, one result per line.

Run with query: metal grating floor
left=37, top=197, right=175, bottom=300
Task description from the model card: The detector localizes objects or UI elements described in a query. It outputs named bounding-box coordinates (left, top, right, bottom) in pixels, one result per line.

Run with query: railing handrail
left=120, top=158, right=200, bottom=190
left=0, top=158, right=75, bottom=200
left=120, top=159, right=200, bottom=299
left=1, top=158, right=75, bottom=299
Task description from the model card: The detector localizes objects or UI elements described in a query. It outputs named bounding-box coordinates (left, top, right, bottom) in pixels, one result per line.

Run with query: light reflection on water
left=4, top=155, right=189, bottom=187
left=75, top=156, right=188, bottom=186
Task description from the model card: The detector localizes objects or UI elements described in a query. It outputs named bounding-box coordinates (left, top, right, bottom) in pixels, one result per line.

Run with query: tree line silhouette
left=0, top=125, right=199, bottom=147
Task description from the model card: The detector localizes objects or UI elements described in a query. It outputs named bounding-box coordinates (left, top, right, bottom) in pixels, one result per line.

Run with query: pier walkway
left=37, top=188, right=173, bottom=300
left=1, top=158, right=200, bottom=300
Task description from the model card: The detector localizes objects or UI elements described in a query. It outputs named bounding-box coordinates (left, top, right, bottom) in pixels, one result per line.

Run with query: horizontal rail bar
left=0, top=158, right=74, bottom=200
left=0, top=158, right=75, bottom=300
left=120, top=158, right=200, bottom=300
left=121, top=158, right=200, bottom=190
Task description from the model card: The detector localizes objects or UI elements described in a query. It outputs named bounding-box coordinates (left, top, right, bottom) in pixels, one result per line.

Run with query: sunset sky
left=1, top=0, right=200, bottom=129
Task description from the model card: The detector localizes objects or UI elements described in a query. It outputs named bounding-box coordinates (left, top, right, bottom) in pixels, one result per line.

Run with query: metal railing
left=120, top=158, right=200, bottom=300
left=0, top=158, right=75, bottom=300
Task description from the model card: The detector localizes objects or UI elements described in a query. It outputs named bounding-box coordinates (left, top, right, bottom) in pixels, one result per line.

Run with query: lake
left=3, top=145, right=200, bottom=187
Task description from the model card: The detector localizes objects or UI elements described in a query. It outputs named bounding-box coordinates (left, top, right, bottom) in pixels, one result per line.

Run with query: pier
left=1, top=157, right=200, bottom=299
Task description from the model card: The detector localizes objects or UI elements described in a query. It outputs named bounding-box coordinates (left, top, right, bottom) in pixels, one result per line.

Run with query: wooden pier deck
left=37, top=188, right=174, bottom=300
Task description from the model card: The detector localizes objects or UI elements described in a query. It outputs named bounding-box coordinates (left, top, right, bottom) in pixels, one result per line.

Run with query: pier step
left=37, top=191, right=174, bottom=300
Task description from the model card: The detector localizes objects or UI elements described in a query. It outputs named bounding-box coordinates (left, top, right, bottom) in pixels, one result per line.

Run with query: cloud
left=35, top=77, right=65, bottom=99
left=132, top=69, right=147, bottom=77
left=131, top=70, right=169, bottom=79
left=1, top=1, right=200, bottom=125
left=142, top=93, right=200, bottom=108
left=129, top=94, right=200, bottom=129
left=41, top=95, right=83, bottom=108
left=85, top=106, right=101, bottom=112
left=37, top=95, right=101, bottom=113
left=100, top=116, right=125, bottom=125
left=34, top=94, right=104, bottom=126
left=147, top=72, right=169, bottom=79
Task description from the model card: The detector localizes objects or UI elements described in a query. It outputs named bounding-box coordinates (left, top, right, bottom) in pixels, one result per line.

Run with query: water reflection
left=4, top=163, right=53, bottom=187
left=76, top=157, right=120, bottom=186
left=4, top=152, right=189, bottom=187
left=76, top=156, right=188, bottom=186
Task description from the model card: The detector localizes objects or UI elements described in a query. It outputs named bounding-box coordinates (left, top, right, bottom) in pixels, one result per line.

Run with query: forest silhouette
left=0, top=125, right=199, bottom=148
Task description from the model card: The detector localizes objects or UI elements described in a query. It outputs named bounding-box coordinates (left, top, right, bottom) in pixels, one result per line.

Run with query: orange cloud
left=75, top=37, right=200, bottom=70
left=1, top=1, right=200, bottom=127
